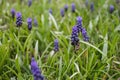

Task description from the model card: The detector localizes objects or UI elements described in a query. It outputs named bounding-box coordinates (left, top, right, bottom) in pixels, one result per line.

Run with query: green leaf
left=114, top=25, right=120, bottom=32
left=102, top=34, right=108, bottom=60
left=34, top=40, right=38, bottom=59
left=49, top=13, right=59, bottom=30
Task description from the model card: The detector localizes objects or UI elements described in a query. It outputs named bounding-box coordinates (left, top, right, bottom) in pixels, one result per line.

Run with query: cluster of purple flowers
left=76, top=16, right=89, bottom=42
left=64, top=5, right=68, bottom=12
left=60, top=8, right=65, bottom=17
left=60, top=4, right=68, bottom=17
left=27, top=18, right=32, bottom=30
left=16, top=12, right=22, bottom=27
left=11, top=8, right=15, bottom=19
left=90, top=2, right=94, bottom=12
left=81, top=28, right=89, bottom=41
left=26, top=17, right=38, bottom=30
left=34, top=18, right=38, bottom=27
left=50, top=3, right=76, bottom=17
left=11, top=8, right=38, bottom=30
left=109, top=5, right=114, bottom=13
left=85, top=1, right=115, bottom=14
left=84, top=1, right=94, bottom=12
left=76, top=16, right=83, bottom=32
left=71, top=16, right=89, bottom=47
left=31, top=57, right=44, bottom=80
left=54, top=39, right=59, bottom=52
left=28, top=0, right=32, bottom=7
left=71, top=3, right=76, bottom=12
left=71, top=26, right=79, bottom=46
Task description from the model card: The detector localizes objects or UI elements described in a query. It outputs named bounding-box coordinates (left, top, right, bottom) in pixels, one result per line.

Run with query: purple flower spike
left=76, top=16, right=89, bottom=42
left=34, top=18, right=38, bottom=27
left=54, top=39, right=59, bottom=52
left=60, top=8, right=64, bottom=17
left=11, top=8, right=15, bottom=19
left=28, top=0, right=32, bottom=7
left=31, top=57, right=44, bottom=80
left=71, top=3, right=76, bottom=13
left=76, top=16, right=83, bottom=33
left=109, top=5, right=114, bottom=13
left=16, top=12, right=22, bottom=27
left=71, top=26, right=79, bottom=46
left=90, top=2, right=94, bottom=12
left=27, top=18, right=32, bottom=30
left=81, top=28, right=89, bottom=42
left=49, top=8, right=52, bottom=14
left=64, top=5, right=68, bottom=12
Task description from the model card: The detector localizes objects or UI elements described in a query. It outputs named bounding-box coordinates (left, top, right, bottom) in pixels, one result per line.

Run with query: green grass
left=0, top=0, right=120, bottom=80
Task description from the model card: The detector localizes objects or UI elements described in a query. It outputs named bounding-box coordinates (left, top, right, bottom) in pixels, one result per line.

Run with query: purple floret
left=109, top=5, right=114, bottom=13
left=31, top=57, right=44, bottom=80
left=28, top=0, right=32, bottom=7
left=27, top=18, right=32, bottom=30
left=64, top=5, right=68, bottom=12
left=16, top=12, right=22, bottom=27
left=71, top=3, right=76, bottom=12
left=71, top=26, right=79, bottom=46
left=11, top=8, right=15, bottom=19
left=54, top=39, right=59, bottom=52
left=60, top=8, right=64, bottom=17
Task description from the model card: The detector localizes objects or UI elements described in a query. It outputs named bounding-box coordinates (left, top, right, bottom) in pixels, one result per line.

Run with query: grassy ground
left=0, top=0, right=120, bottom=80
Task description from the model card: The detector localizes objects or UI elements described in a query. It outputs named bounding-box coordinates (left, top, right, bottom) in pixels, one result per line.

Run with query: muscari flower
left=90, top=2, right=94, bottom=12
left=81, top=27, right=89, bottom=42
left=64, top=4, right=68, bottom=12
left=60, top=8, right=64, bottom=17
left=28, top=0, right=32, bottom=7
left=27, top=18, right=32, bottom=30
left=54, top=39, right=59, bottom=52
left=76, top=16, right=83, bottom=33
left=11, top=8, right=15, bottom=19
left=49, top=8, right=52, bottom=14
left=76, top=16, right=89, bottom=42
left=31, top=57, right=44, bottom=80
left=71, top=26, right=79, bottom=46
left=109, top=5, right=114, bottom=13
left=34, top=18, right=38, bottom=27
left=71, top=3, right=76, bottom=12
left=16, top=12, right=22, bottom=27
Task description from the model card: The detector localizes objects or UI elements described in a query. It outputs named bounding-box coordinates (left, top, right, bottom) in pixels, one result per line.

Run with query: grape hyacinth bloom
left=31, top=57, right=44, bottom=80
left=76, top=16, right=89, bottom=42
left=11, top=8, right=15, bottom=19
left=27, top=18, right=32, bottom=30
left=71, top=26, right=79, bottom=46
left=64, top=5, right=68, bottom=12
left=90, top=2, right=94, bottom=12
left=60, top=8, right=64, bottom=17
left=109, top=5, right=114, bottom=13
left=76, top=16, right=83, bottom=33
left=34, top=18, right=38, bottom=27
left=49, top=8, right=52, bottom=14
left=28, top=0, right=32, bottom=7
left=71, top=3, right=76, bottom=12
left=54, top=39, right=59, bottom=52
left=81, top=28, right=89, bottom=42
left=16, top=12, right=22, bottom=27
